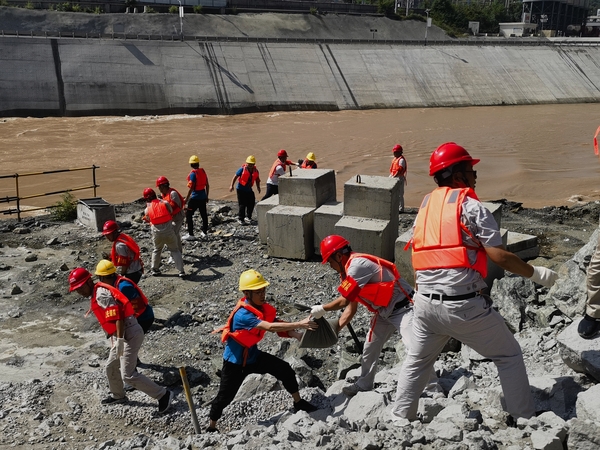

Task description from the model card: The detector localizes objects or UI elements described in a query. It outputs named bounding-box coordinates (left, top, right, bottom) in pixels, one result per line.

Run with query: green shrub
left=193, top=4, right=202, bottom=13
left=93, top=5, right=102, bottom=13
left=309, top=6, right=317, bottom=14
left=24, top=1, right=35, bottom=9
left=71, top=3, right=81, bottom=11
left=168, top=5, right=178, bottom=13
left=50, top=193, right=78, bottom=222
left=144, top=6, right=155, bottom=13
left=0, top=0, right=8, bottom=6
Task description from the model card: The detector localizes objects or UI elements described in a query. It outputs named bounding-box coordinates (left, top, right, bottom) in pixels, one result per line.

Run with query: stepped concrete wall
left=2, top=37, right=600, bottom=117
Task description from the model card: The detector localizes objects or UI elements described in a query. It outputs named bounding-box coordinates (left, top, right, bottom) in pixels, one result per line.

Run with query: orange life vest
left=218, top=299, right=277, bottom=348
left=268, top=158, right=291, bottom=179
left=164, top=187, right=185, bottom=217
left=390, top=155, right=407, bottom=178
left=411, top=187, right=488, bottom=278
left=147, top=199, right=172, bottom=225
left=337, top=253, right=405, bottom=313
left=300, top=159, right=317, bottom=169
left=111, top=233, right=141, bottom=269
left=187, top=168, right=207, bottom=192
left=115, top=275, right=149, bottom=318
left=238, top=164, right=259, bottom=188
left=89, top=282, right=135, bottom=336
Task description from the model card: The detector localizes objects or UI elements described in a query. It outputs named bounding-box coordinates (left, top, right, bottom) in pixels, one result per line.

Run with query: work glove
left=310, top=305, right=326, bottom=319
left=116, top=338, right=125, bottom=358
left=529, top=266, right=558, bottom=288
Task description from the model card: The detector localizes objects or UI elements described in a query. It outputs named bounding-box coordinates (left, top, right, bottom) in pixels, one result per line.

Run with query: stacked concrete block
left=335, top=216, right=396, bottom=262
left=278, top=169, right=336, bottom=207
left=313, top=201, right=344, bottom=255
left=266, top=206, right=315, bottom=260
left=506, top=231, right=539, bottom=260
left=256, top=195, right=279, bottom=244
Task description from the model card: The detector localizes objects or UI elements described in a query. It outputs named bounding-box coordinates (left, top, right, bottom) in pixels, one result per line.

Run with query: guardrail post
left=15, top=174, right=21, bottom=222
left=93, top=165, right=98, bottom=197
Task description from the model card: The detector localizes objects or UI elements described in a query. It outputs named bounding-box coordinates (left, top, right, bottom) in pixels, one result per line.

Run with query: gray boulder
left=491, top=275, right=537, bottom=332
left=557, top=320, right=600, bottom=382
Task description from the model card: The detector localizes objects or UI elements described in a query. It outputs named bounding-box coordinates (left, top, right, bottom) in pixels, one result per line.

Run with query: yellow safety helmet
left=189, top=155, right=200, bottom=164
left=95, top=259, right=117, bottom=276
left=306, top=152, right=316, bottom=162
left=239, top=269, right=270, bottom=291
left=246, top=155, right=256, bottom=165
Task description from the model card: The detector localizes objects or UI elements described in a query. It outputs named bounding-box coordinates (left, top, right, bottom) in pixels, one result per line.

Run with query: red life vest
left=390, top=155, right=407, bottom=178
left=300, top=160, right=317, bottom=169
left=218, top=299, right=277, bottom=348
left=164, top=187, right=185, bottom=216
left=268, top=158, right=291, bottom=179
left=111, top=233, right=141, bottom=269
left=89, top=282, right=135, bottom=336
left=337, top=253, right=404, bottom=313
left=238, top=164, right=259, bottom=188
left=411, top=187, right=488, bottom=278
left=115, top=275, right=149, bottom=318
left=147, top=199, right=172, bottom=225
left=187, top=168, right=207, bottom=192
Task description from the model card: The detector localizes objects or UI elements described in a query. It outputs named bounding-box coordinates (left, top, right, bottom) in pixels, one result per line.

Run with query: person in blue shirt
left=207, top=269, right=318, bottom=433
left=229, top=155, right=261, bottom=225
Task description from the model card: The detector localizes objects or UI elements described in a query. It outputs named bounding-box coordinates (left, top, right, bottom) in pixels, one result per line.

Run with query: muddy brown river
left=1, top=104, right=599, bottom=214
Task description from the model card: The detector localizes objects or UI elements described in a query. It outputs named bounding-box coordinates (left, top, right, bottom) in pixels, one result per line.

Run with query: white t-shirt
left=267, top=164, right=285, bottom=186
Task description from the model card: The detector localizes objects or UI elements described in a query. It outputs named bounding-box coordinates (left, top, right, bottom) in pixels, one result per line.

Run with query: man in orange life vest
left=391, top=142, right=558, bottom=421
left=156, top=176, right=186, bottom=251
left=101, top=220, right=144, bottom=285
left=310, top=235, right=439, bottom=398
left=142, top=188, right=185, bottom=278
left=68, top=266, right=173, bottom=412
left=262, top=149, right=296, bottom=200
left=298, top=152, right=317, bottom=169
left=389, top=144, right=407, bottom=213
left=207, top=269, right=318, bottom=432
left=183, top=155, right=210, bottom=240
left=229, top=155, right=261, bottom=225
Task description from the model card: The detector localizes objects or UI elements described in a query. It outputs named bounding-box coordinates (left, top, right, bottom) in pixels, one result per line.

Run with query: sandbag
left=299, top=317, right=339, bottom=349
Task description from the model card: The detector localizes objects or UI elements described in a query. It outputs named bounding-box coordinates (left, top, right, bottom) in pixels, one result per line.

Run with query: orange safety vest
left=164, top=187, right=185, bottom=217
left=268, top=159, right=291, bottom=179
left=218, top=299, right=277, bottom=348
left=238, top=164, right=259, bottom=188
left=390, top=155, right=407, bottom=178
left=89, top=282, right=135, bottom=336
left=187, top=168, right=207, bottom=192
left=411, top=187, right=488, bottom=278
left=111, top=233, right=142, bottom=269
left=337, top=253, right=407, bottom=313
left=147, top=199, right=172, bottom=225
left=300, top=159, right=317, bottom=169
left=115, top=275, right=149, bottom=318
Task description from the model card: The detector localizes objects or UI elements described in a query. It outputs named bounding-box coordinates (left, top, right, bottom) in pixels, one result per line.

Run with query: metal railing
left=0, top=165, right=99, bottom=221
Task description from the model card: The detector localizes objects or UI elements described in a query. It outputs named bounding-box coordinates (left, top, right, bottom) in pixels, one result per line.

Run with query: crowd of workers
left=65, top=143, right=600, bottom=432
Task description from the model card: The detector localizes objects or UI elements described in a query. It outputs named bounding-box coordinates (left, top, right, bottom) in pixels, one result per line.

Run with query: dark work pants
left=209, top=351, right=299, bottom=421
left=186, top=197, right=208, bottom=235
left=124, top=270, right=143, bottom=285
left=261, top=184, right=278, bottom=201
left=236, top=189, right=256, bottom=221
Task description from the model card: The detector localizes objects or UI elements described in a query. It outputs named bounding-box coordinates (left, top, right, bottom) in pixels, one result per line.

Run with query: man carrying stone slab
left=578, top=226, right=600, bottom=339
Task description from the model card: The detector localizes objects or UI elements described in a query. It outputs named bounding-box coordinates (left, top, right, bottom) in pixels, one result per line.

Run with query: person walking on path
left=578, top=223, right=600, bottom=338
left=391, top=142, right=558, bottom=422
left=206, top=269, right=318, bottom=433
left=298, top=152, right=318, bottom=169
left=156, top=176, right=186, bottom=251
left=229, top=155, right=261, bottom=225
left=262, top=149, right=296, bottom=200
left=310, top=235, right=440, bottom=398
left=68, top=266, right=173, bottom=412
left=101, top=220, right=144, bottom=285
left=142, top=188, right=185, bottom=278
left=389, top=144, right=407, bottom=213
left=183, top=156, right=209, bottom=241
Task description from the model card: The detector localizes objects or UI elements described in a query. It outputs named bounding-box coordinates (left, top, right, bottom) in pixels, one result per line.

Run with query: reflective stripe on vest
left=90, top=282, right=135, bottom=336
left=187, top=168, right=207, bottom=192
left=412, top=187, right=487, bottom=278
left=116, top=275, right=149, bottom=318
left=111, top=233, right=141, bottom=268
left=148, top=199, right=172, bottom=225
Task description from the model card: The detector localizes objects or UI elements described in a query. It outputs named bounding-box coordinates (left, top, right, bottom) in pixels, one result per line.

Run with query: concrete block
left=313, top=201, right=344, bottom=255
left=343, top=175, right=399, bottom=236
left=334, top=216, right=395, bottom=261
left=506, top=230, right=540, bottom=260
left=266, top=205, right=315, bottom=260
left=395, top=230, right=413, bottom=285
left=482, top=201, right=502, bottom=229
left=278, top=169, right=336, bottom=208
left=256, top=195, right=279, bottom=244
left=76, top=198, right=115, bottom=232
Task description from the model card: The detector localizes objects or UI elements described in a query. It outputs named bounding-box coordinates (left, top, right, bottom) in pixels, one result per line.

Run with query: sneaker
left=178, top=271, right=186, bottom=278
left=182, top=234, right=197, bottom=241
left=149, top=269, right=161, bottom=277
left=199, top=231, right=207, bottom=238
left=158, top=390, right=173, bottom=414
left=578, top=314, right=600, bottom=339
left=293, top=398, right=317, bottom=413
left=237, top=218, right=245, bottom=226
left=342, top=383, right=367, bottom=398
left=243, top=217, right=251, bottom=224
left=205, top=426, right=219, bottom=433
left=101, top=395, right=127, bottom=405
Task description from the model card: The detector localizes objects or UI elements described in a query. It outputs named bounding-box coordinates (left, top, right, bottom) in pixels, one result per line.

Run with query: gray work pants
left=173, top=212, right=185, bottom=253
left=398, top=176, right=406, bottom=212
left=392, top=293, right=535, bottom=420
left=151, top=227, right=183, bottom=272
left=106, top=317, right=166, bottom=400
left=586, top=231, right=600, bottom=318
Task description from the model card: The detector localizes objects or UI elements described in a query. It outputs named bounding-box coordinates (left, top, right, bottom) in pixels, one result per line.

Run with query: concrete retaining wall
left=2, top=37, right=600, bottom=116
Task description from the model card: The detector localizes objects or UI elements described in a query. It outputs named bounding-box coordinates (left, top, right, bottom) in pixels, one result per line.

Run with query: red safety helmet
left=320, top=235, right=350, bottom=264
left=102, top=220, right=119, bottom=236
left=143, top=188, right=156, bottom=200
left=429, top=142, right=480, bottom=176
left=156, top=176, right=169, bottom=187
left=277, top=149, right=288, bottom=158
left=392, top=144, right=403, bottom=153
left=68, top=267, right=92, bottom=292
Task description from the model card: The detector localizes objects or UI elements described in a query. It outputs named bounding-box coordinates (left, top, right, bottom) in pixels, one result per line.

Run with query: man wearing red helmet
left=156, top=176, right=186, bottom=250
left=391, top=142, right=558, bottom=422
left=310, top=235, right=439, bottom=398
left=68, top=266, right=173, bottom=413
left=389, top=144, right=407, bottom=213
left=101, top=220, right=144, bottom=284
left=262, top=149, right=297, bottom=202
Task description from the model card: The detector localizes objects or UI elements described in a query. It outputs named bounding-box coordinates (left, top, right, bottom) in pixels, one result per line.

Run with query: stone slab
left=278, top=169, right=336, bottom=208
left=266, top=205, right=315, bottom=260
left=256, top=194, right=279, bottom=244
left=313, top=201, right=344, bottom=255
left=334, top=216, right=395, bottom=261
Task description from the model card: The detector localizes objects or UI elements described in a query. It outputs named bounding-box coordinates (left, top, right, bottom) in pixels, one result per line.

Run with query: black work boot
left=293, top=399, right=317, bottom=413
left=578, top=314, right=600, bottom=339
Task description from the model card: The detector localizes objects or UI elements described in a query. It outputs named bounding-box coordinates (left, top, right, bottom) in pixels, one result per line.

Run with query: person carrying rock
left=578, top=226, right=600, bottom=339
left=389, top=144, right=407, bottom=213
left=101, top=220, right=144, bottom=284
left=183, top=155, right=210, bottom=241
left=142, top=188, right=185, bottom=278
left=262, top=149, right=296, bottom=200
left=229, top=155, right=261, bottom=225
left=391, top=142, right=558, bottom=422
left=310, top=235, right=439, bottom=398
left=299, top=152, right=318, bottom=169
left=156, top=176, right=185, bottom=251
left=207, top=269, right=318, bottom=432
left=68, top=266, right=173, bottom=413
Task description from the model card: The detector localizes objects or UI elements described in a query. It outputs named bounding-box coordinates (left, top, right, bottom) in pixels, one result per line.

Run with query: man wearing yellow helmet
left=183, top=155, right=210, bottom=240
left=229, top=156, right=261, bottom=225
left=206, top=269, right=318, bottom=432
left=299, top=152, right=317, bottom=169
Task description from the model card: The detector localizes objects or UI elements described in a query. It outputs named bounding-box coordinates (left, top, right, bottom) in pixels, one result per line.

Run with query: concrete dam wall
left=2, top=37, right=600, bottom=117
